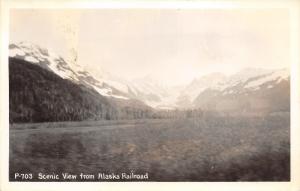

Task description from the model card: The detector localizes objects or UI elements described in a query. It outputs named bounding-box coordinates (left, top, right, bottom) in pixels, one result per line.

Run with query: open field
left=9, top=114, right=290, bottom=181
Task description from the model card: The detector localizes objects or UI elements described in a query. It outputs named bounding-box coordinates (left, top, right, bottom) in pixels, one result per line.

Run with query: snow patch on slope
left=92, top=85, right=129, bottom=99
left=104, top=80, right=129, bottom=93
left=244, top=69, right=289, bottom=89
left=9, top=48, right=25, bottom=57
left=24, top=56, right=39, bottom=63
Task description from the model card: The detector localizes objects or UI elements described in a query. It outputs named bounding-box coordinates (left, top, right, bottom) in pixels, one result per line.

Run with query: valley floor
left=9, top=114, right=290, bottom=181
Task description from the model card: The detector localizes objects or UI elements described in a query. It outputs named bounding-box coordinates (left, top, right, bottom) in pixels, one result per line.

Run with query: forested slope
left=9, top=58, right=153, bottom=122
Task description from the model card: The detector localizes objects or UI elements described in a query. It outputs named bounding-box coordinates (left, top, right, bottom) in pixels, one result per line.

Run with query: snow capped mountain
left=9, top=42, right=129, bottom=100
left=174, top=68, right=289, bottom=108
left=219, top=68, right=273, bottom=91
left=193, top=68, right=290, bottom=112
left=9, top=42, right=290, bottom=111
left=218, top=68, right=289, bottom=95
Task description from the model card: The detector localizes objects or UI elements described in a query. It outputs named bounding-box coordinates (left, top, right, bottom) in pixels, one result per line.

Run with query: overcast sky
left=10, top=9, right=290, bottom=86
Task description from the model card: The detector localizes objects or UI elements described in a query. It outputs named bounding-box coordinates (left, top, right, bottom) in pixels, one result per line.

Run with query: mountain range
left=9, top=42, right=290, bottom=122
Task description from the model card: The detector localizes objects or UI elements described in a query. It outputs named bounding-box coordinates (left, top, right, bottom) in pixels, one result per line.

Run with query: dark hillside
left=9, top=58, right=153, bottom=122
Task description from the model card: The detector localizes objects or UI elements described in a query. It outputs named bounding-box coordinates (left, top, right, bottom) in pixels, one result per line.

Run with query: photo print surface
left=9, top=9, right=290, bottom=182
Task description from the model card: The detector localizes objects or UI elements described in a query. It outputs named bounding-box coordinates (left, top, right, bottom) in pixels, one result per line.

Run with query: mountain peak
left=9, top=42, right=130, bottom=100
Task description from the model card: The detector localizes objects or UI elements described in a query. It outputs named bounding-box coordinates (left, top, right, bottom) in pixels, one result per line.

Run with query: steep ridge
left=9, top=42, right=129, bottom=100
left=9, top=58, right=153, bottom=123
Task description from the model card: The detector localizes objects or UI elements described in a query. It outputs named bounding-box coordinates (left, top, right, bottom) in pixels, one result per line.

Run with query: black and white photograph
left=1, top=1, right=300, bottom=190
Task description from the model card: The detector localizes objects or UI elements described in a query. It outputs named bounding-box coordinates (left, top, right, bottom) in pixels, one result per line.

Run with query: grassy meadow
left=9, top=114, right=290, bottom=181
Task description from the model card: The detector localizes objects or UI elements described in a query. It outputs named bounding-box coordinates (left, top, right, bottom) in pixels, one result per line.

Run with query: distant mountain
left=127, top=68, right=289, bottom=112
left=9, top=42, right=290, bottom=114
left=193, top=68, right=290, bottom=113
left=127, top=76, right=182, bottom=109
left=176, top=73, right=227, bottom=108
